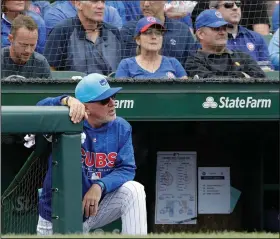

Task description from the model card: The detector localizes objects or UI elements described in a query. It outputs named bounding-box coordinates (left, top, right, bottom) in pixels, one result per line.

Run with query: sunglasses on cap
left=219, top=1, right=241, bottom=9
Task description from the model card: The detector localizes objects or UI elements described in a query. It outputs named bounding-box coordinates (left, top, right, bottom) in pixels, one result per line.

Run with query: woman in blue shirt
left=116, top=17, right=188, bottom=80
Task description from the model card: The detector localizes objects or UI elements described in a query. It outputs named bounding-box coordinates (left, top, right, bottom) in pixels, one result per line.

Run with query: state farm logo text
left=203, top=96, right=271, bottom=109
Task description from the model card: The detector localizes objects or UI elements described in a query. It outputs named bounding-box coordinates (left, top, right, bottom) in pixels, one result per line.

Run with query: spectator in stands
left=240, top=0, right=270, bottom=35
left=209, top=0, right=272, bottom=69
left=116, top=17, right=188, bottom=79
left=121, top=0, right=195, bottom=66
left=185, top=10, right=266, bottom=78
left=1, top=15, right=51, bottom=79
left=106, top=1, right=127, bottom=25
left=165, top=1, right=195, bottom=33
left=122, top=1, right=142, bottom=22
left=28, top=0, right=51, bottom=18
left=268, top=29, right=279, bottom=70
left=192, top=0, right=270, bottom=35
left=1, top=0, right=46, bottom=54
left=272, top=3, right=279, bottom=33
left=43, top=0, right=121, bottom=75
left=43, top=0, right=122, bottom=35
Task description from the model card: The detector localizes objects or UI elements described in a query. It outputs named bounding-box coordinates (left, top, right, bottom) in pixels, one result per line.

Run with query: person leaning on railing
left=36, top=73, right=147, bottom=236
left=1, top=15, right=51, bottom=79
left=185, top=9, right=266, bottom=79
left=115, top=17, right=188, bottom=80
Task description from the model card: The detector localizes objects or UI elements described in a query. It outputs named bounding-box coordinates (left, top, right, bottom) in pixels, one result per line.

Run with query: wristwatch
left=95, top=181, right=105, bottom=193
left=62, top=96, right=70, bottom=106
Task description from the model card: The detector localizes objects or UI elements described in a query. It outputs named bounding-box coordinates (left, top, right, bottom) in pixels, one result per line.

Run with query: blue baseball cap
left=195, top=9, right=231, bottom=30
left=135, top=16, right=165, bottom=36
left=75, top=73, right=122, bottom=103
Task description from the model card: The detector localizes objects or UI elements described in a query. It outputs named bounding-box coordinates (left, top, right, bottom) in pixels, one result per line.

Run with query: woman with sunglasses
left=116, top=16, right=188, bottom=80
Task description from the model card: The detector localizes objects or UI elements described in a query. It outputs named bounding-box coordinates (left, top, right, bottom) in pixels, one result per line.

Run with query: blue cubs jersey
left=36, top=96, right=136, bottom=221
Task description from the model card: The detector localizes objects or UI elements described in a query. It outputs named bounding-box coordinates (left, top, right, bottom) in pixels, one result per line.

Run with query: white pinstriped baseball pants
left=37, top=181, right=147, bottom=235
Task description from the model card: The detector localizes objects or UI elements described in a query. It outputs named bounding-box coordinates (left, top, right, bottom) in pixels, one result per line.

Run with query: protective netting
left=1, top=1, right=279, bottom=79
left=1, top=0, right=279, bottom=235
left=1, top=76, right=279, bottom=84
left=1, top=136, right=50, bottom=234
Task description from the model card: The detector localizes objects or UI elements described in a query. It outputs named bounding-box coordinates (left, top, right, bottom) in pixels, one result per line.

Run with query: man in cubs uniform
left=36, top=73, right=147, bottom=235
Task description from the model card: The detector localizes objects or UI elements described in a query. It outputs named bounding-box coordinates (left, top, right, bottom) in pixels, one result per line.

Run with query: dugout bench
left=1, top=77, right=279, bottom=234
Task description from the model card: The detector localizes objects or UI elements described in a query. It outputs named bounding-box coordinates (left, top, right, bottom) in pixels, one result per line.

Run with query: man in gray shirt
left=1, top=15, right=51, bottom=79
left=43, top=1, right=121, bottom=75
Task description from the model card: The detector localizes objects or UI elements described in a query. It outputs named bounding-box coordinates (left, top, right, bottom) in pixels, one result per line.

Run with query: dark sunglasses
left=99, top=94, right=116, bottom=105
left=219, top=1, right=241, bottom=9
left=86, top=94, right=116, bottom=105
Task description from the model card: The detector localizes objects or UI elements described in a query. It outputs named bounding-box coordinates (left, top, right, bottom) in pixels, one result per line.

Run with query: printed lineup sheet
left=155, top=152, right=197, bottom=224
left=198, top=167, right=231, bottom=214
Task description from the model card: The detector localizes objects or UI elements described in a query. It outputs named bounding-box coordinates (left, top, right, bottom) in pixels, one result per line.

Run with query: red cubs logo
left=246, top=42, right=255, bottom=51
left=166, top=72, right=175, bottom=79
left=81, top=149, right=117, bottom=168
left=147, top=17, right=156, bottom=23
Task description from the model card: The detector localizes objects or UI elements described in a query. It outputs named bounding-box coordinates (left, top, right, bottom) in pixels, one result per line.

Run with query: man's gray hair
left=209, top=1, right=220, bottom=9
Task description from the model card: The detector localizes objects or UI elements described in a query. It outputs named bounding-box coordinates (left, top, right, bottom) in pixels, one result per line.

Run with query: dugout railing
left=1, top=77, right=280, bottom=233
left=1, top=106, right=83, bottom=234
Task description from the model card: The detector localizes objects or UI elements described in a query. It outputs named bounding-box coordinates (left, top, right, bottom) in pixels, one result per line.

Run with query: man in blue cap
left=36, top=73, right=147, bottom=235
left=209, top=1, right=272, bottom=70
left=185, top=9, right=265, bottom=79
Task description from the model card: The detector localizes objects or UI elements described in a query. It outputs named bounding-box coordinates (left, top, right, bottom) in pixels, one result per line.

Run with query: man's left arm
left=98, top=127, right=136, bottom=194
left=268, top=30, right=280, bottom=70
left=257, top=34, right=273, bottom=69
left=257, top=35, right=270, bottom=61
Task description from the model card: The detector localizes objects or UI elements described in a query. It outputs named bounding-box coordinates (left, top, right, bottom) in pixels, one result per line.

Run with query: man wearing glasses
left=185, top=9, right=266, bottom=78
left=209, top=1, right=272, bottom=70
left=36, top=73, right=147, bottom=235
left=191, top=0, right=270, bottom=35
